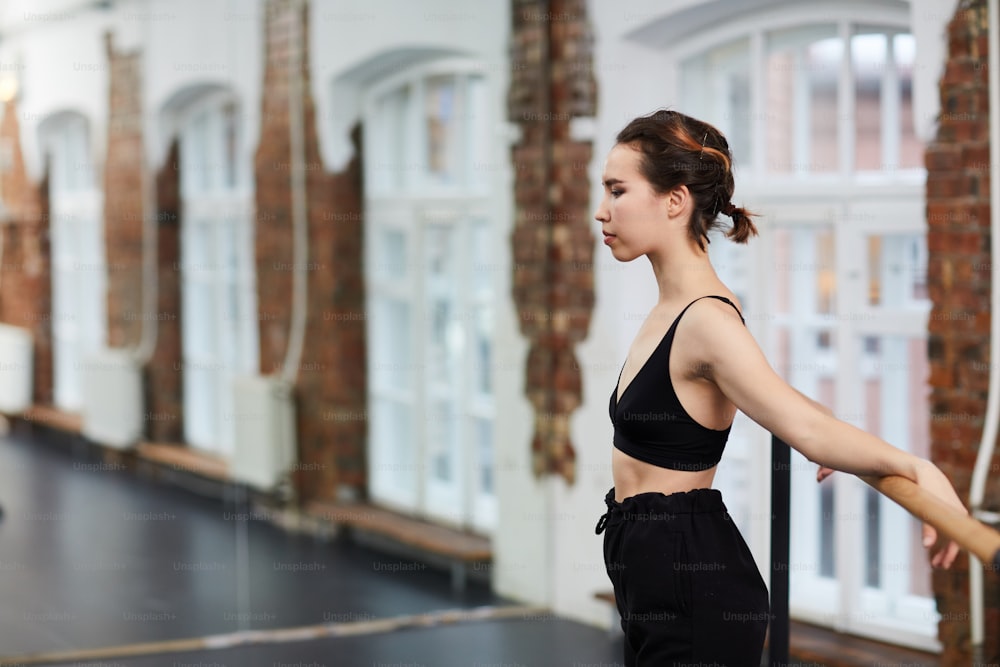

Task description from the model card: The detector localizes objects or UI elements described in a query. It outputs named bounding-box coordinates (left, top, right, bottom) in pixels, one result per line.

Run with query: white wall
left=910, top=0, right=955, bottom=141
left=134, top=0, right=263, bottom=176
left=0, top=0, right=265, bottom=185
left=310, top=0, right=510, bottom=171
left=0, top=0, right=113, bottom=181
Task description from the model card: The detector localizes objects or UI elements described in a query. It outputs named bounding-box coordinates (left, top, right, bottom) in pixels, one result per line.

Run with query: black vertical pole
left=770, top=435, right=790, bottom=667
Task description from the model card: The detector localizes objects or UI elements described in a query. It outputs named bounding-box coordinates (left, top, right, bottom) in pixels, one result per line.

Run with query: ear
left=665, top=184, right=693, bottom=219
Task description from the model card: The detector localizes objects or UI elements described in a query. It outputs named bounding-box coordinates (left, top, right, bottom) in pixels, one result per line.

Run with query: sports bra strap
left=681, top=295, right=744, bottom=326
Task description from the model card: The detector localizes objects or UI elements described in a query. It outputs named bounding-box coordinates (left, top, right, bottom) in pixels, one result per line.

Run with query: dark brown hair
left=616, top=109, right=758, bottom=250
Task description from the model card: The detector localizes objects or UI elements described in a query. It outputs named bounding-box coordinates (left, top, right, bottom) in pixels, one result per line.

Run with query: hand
left=913, top=459, right=968, bottom=569
left=816, top=465, right=835, bottom=483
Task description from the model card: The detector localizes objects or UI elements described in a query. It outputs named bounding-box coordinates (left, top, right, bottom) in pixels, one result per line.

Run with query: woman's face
left=594, top=143, right=674, bottom=261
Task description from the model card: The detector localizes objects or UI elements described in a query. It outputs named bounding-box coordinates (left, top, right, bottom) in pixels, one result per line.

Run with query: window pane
left=378, top=227, right=408, bottom=281
left=861, top=335, right=932, bottom=599
left=466, top=75, right=489, bottom=191
left=473, top=304, right=493, bottom=396
left=220, top=216, right=241, bottom=369
left=680, top=38, right=752, bottom=168
left=425, top=224, right=460, bottom=388
left=470, top=220, right=494, bottom=297
left=427, top=399, right=456, bottom=483
left=425, top=75, right=460, bottom=184
left=866, top=233, right=929, bottom=308
left=185, top=365, right=215, bottom=447
left=475, top=417, right=493, bottom=496
left=773, top=225, right=838, bottom=582
left=807, top=38, right=841, bottom=172
left=182, top=221, right=215, bottom=360
left=222, top=102, right=239, bottom=189
left=895, top=34, right=922, bottom=169
left=372, top=397, right=417, bottom=499
left=853, top=32, right=886, bottom=171
left=766, top=26, right=840, bottom=174
left=373, top=85, right=410, bottom=194
left=188, top=111, right=213, bottom=193
left=772, top=227, right=837, bottom=316
left=373, top=297, right=412, bottom=391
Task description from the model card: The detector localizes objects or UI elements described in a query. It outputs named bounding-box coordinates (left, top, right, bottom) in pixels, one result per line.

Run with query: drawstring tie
left=595, top=489, right=618, bottom=534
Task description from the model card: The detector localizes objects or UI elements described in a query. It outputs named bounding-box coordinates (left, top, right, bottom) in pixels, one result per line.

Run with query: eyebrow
left=602, top=178, right=624, bottom=188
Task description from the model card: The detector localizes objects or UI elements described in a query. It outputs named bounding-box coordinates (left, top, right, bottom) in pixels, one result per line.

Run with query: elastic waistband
left=596, top=486, right=726, bottom=534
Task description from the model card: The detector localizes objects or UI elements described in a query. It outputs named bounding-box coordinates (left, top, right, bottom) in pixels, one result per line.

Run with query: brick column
left=925, top=0, right=998, bottom=662
left=255, top=0, right=366, bottom=502
left=103, top=34, right=145, bottom=351
left=508, top=0, right=596, bottom=484
left=146, top=139, right=183, bottom=441
left=0, top=98, right=52, bottom=405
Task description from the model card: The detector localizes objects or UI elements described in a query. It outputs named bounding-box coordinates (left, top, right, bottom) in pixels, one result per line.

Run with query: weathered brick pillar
left=925, top=0, right=998, bottom=662
left=0, top=98, right=52, bottom=405
left=146, top=139, right=183, bottom=441
left=255, top=0, right=366, bottom=502
left=508, top=0, right=596, bottom=484
left=103, top=34, right=145, bottom=351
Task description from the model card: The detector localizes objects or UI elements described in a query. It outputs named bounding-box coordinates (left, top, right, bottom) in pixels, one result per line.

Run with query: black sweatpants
left=596, top=487, right=769, bottom=666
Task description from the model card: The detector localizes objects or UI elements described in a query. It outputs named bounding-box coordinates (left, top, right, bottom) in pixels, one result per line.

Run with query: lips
left=603, top=232, right=616, bottom=245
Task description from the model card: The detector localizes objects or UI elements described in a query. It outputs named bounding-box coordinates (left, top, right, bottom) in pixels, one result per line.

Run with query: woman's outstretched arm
left=687, top=299, right=966, bottom=569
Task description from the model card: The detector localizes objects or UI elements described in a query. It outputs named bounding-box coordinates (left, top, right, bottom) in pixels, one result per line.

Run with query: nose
left=594, top=198, right=610, bottom=224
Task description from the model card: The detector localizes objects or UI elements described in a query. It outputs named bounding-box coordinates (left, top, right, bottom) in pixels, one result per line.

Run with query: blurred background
left=0, top=0, right=994, bottom=665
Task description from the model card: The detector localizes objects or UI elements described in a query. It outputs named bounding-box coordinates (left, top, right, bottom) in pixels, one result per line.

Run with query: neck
left=648, top=239, right=720, bottom=305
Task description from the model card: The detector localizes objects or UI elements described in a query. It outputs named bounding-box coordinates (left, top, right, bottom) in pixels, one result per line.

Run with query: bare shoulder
left=674, top=294, right=821, bottom=440
left=671, top=293, right=750, bottom=377
left=678, top=294, right=749, bottom=339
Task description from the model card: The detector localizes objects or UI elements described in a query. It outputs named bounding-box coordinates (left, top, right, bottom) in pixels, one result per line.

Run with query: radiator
left=230, top=375, right=297, bottom=489
left=81, top=347, right=143, bottom=449
left=0, top=323, right=33, bottom=413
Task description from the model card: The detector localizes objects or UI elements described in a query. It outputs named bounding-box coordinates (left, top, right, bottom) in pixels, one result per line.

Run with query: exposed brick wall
left=255, top=0, right=366, bottom=502
left=302, top=121, right=366, bottom=499
left=145, top=139, right=183, bottom=441
left=925, top=0, right=998, bottom=662
left=103, top=33, right=145, bottom=350
left=0, top=98, right=53, bottom=405
left=508, top=0, right=596, bottom=484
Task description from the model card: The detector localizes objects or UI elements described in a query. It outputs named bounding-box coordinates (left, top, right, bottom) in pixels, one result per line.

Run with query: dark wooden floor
left=0, top=422, right=623, bottom=666
left=787, top=619, right=939, bottom=666
left=0, top=420, right=945, bottom=667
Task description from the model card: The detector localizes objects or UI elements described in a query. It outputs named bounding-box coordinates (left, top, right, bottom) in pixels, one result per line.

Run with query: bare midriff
left=612, top=446, right=717, bottom=502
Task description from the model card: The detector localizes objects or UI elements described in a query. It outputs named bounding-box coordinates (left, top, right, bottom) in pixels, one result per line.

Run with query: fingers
left=923, top=522, right=960, bottom=569
left=816, top=466, right=835, bottom=483
left=924, top=524, right=944, bottom=568
left=945, top=540, right=960, bottom=568
left=930, top=539, right=960, bottom=569
left=922, top=523, right=935, bottom=548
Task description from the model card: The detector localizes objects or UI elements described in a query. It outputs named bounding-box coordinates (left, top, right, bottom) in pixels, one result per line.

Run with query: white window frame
left=672, top=4, right=937, bottom=651
left=362, top=59, right=497, bottom=534
left=176, top=90, right=258, bottom=456
left=41, top=112, right=106, bottom=412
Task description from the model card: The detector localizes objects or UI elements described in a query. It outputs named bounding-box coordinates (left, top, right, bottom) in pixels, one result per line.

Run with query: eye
left=610, top=188, right=623, bottom=198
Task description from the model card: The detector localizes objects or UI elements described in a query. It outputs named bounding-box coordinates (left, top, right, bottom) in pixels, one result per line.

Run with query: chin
left=608, top=244, right=641, bottom=263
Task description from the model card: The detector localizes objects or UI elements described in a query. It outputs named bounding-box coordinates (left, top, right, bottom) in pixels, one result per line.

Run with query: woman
left=593, top=109, right=965, bottom=666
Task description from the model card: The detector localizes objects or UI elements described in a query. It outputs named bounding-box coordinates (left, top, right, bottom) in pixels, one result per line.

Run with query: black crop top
left=609, top=295, right=745, bottom=471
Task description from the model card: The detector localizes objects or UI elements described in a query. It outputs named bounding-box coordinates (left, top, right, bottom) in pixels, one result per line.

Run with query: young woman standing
left=593, top=110, right=965, bottom=666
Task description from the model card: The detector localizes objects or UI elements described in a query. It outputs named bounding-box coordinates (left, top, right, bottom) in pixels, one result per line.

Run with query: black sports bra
left=609, top=295, right=745, bottom=471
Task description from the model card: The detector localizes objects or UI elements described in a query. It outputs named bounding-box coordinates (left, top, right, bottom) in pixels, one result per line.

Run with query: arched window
left=676, top=10, right=935, bottom=650
left=363, top=59, right=496, bottom=533
left=173, top=89, right=258, bottom=456
left=40, top=111, right=106, bottom=412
